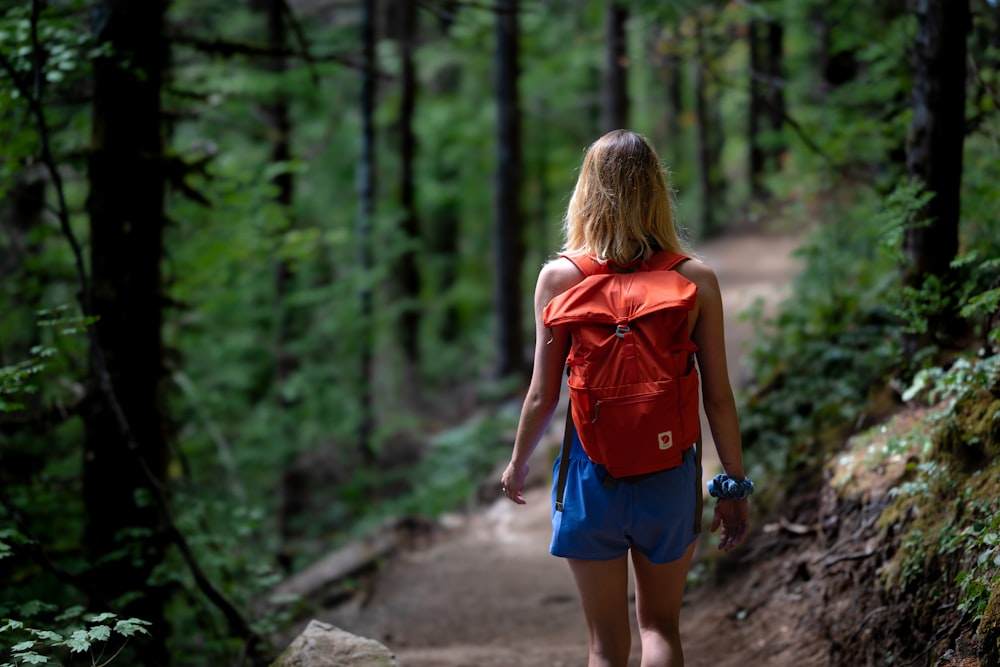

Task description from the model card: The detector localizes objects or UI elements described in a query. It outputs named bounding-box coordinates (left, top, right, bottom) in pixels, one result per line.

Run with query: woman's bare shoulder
left=675, top=256, right=721, bottom=295
left=537, top=256, right=586, bottom=301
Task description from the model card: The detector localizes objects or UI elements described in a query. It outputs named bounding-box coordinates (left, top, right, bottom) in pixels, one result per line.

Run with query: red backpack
left=543, top=251, right=702, bottom=482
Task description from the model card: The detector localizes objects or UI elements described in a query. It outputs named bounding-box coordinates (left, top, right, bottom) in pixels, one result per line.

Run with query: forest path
left=321, top=229, right=809, bottom=667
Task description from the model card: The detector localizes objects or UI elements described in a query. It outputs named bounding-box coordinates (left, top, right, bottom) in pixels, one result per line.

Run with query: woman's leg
left=630, top=541, right=696, bottom=667
left=567, top=555, right=632, bottom=667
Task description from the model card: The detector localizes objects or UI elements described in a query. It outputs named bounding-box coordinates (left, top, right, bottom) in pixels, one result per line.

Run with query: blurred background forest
left=2, top=0, right=1000, bottom=665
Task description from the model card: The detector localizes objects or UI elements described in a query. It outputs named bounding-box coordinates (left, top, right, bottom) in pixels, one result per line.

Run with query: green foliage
left=880, top=175, right=1000, bottom=352
left=740, top=187, right=900, bottom=471
left=954, top=511, right=1000, bottom=624
left=2, top=0, right=999, bottom=664
left=954, top=251, right=1000, bottom=348
left=0, top=607, right=149, bottom=667
left=390, top=408, right=518, bottom=518
left=874, top=180, right=935, bottom=257
left=865, top=352, right=1000, bottom=631
left=0, top=307, right=94, bottom=412
left=902, top=355, right=1000, bottom=406
left=0, top=346, right=53, bottom=413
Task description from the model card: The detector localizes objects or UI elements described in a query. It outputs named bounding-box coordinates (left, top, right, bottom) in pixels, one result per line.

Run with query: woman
left=500, top=129, right=751, bottom=667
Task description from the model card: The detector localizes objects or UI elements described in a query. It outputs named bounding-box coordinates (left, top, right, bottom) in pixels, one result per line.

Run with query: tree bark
left=664, top=27, right=683, bottom=146
left=396, top=0, right=421, bottom=365
left=693, top=15, right=722, bottom=237
left=765, top=20, right=786, bottom=167
left=494, top=0, right=526, bottom=379
left=255, top=0, right=299, bottom=391
left=83, top=1, right=171, bottom=663
left=749, top=18, right=786, bottom=201
left=601, top=0, right=628, bottom=132
left=903, top=0, right=970, bottom=359
left=357, top=0, right=377, bottom=460
left=748, top=19, right=767, bottom=200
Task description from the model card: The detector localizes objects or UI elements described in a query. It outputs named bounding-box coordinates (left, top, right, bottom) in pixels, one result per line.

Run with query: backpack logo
left=658, top=431, right=673, bottom=450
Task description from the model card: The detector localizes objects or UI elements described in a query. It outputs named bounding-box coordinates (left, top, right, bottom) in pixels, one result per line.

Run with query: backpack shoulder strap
left=563, top=251, right=690, bottom=275
left=561, top=254, right=606, bottom=277
left=646, top=250, right=690, bottom=272
left=554, top=404, right=573, bottom=512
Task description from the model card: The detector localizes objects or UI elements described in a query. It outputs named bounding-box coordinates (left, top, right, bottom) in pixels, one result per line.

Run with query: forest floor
left=314, top=228, right=844, bottom=667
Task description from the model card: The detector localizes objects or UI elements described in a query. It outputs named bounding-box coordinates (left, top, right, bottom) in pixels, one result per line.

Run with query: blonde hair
left=562, top=129, right=687, bottom=265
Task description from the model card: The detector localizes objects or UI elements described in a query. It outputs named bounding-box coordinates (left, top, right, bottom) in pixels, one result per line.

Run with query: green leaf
left=88, top=625, right=111, bottom=642
left=66, top=629, right=90, bottom=652
left=10, top=641, right=35, bottom=651
left=114, top=618, right=151, bottom=637
left=1, top=619, right=24, bottom=632
left=87, top=612, right=116, bottom=623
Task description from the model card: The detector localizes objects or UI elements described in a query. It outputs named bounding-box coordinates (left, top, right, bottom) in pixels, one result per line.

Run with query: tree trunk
left=256, top=0, right=298, bottom=391
left=396, top=0, right=421, bottom=366
left=748, top=19, right=767, bottom=200
left=601, top=0, right=628, bottom=132
left=903, top=0, right=970, bottom=360
left=83, top=1, right=171, bottom=664
left=809, top=0, right=830, bottom=100
left=749, top=17, right=785, bottom=202
left=494, top=0, right=526, bottom=379
left=357, top=0, right=377, bottom=461
left=421, top=54, right=462, bottom=344
left=664, top=27, right=683, bottom=146
left=765, top=20, right=786, bottom=167
left=693, top=15, right=721, bottom=237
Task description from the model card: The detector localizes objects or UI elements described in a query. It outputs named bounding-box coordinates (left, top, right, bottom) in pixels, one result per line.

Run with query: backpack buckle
left=615, top=324, right=630, bottom=338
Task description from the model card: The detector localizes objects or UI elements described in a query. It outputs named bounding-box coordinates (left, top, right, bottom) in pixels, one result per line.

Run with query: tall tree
left=83, top=0, right=172, bottom=663
left=494, top=0, right=526, bottom=379
left=254, top=0, right=298, bottom=391
left=602, top=0, right=629, bottom=132
left=903, top=0, right=970, bottom=360
left=422, top=16, right=463, bottom=347
left=357, top=0, right=377, bottom=459
left=395, top=0, right=421, bottom=367
left=764, top=19, right=786, bottom=168
left=748, top=17, right=786, bottom=200
left=693, top=12, right=725, bottom=237
left=748, top=18, right=768, bottom=200
left=660, top=25, right=683, bottom=146
left=808, top=0, right=831, bottom=100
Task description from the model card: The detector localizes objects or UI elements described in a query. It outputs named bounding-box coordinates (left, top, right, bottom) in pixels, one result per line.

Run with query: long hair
left=562, top=130, right=687, bottom=265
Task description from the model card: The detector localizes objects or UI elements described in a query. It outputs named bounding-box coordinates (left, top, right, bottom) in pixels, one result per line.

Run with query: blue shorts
left=550, top=429, right=699, bottom=564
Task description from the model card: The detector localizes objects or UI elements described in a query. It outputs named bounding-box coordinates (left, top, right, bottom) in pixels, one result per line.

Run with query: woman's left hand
left=710, top=498, right=749, bottom=551
left=500, top=461, right=530, bottom=504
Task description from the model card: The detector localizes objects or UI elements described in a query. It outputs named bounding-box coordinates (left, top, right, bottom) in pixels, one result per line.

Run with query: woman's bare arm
left=501, top=258, right=581, bottom=504
left=679, top=259, right=749, bottom=551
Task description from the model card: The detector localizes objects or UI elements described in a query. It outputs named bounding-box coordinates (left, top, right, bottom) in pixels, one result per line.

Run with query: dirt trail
left=321, top=231, right=808, bottom=667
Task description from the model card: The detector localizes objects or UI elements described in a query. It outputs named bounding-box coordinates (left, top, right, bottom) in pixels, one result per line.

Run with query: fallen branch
left=270, top=517, right=434, bottom=603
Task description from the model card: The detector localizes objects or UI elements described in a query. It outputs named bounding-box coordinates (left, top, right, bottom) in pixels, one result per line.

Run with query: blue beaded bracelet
left=707, top=474, right=755, bottom=500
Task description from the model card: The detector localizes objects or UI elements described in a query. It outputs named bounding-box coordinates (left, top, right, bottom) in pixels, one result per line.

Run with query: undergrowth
left=880, top=355, right=1000, bottom=618
left=822, top=352, right=1000, bottom=664
left=737, top=161, right=1000, bottom=662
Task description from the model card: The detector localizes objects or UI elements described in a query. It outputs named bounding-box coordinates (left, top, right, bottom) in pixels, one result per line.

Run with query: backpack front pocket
left=582, top=381, right=688, bottom=478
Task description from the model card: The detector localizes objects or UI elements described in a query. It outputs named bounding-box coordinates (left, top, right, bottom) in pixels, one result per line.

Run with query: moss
left=934, top=390, right=1000, bottom=470
left=873, top=390, right=1000, bottom=596
left=980, top=580, right=1000, bottom=667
